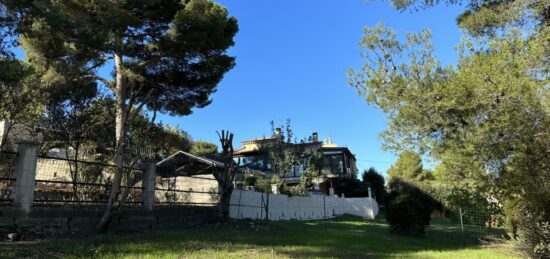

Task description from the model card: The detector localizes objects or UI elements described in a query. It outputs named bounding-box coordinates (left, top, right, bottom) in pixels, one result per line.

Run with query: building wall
left=155, top=175, right=219, bottom=205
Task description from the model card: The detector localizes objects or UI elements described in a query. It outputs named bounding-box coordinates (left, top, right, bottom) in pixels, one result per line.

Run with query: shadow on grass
left=0, top=216, right=510, bottom=258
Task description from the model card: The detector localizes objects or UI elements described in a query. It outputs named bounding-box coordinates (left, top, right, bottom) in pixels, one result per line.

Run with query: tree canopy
left=351, top=0, right=549, bottom=255
left=362, top=167, right=386, bottom=204
left=1, top=0, right=238, bottom=232
left=191, top=141, right=218, bottom=157
left=387, top=151, right=423, bottom=179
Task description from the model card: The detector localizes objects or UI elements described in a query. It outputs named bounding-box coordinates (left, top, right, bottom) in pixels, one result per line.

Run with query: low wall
left=229, top=190, right=378, bottom=221
left=0, top=206, right=217, bottom=239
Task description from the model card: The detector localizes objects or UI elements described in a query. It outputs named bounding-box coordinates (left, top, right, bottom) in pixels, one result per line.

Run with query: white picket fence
left=229, top=190, right=379, bottom=221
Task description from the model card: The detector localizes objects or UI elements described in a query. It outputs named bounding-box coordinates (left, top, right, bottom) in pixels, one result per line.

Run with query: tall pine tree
left=3, top=0, right=238, bottom=232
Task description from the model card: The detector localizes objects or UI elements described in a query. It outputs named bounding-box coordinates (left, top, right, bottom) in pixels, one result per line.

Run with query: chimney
left=312, top=132, right=318, bottom=142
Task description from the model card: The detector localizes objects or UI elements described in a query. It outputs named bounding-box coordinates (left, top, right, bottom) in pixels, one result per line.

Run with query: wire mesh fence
left=0, top=151, right=18, bottom=205
left=33, top=155, right=144, bottom=207
left=428, top=207, right=507, bottom=246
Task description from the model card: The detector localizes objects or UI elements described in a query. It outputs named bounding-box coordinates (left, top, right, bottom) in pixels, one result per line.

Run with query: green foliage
left=362, top=167, right=386, bottom=204
left=244, top=175, right=257, bottom=187
left=5, top=0, right=239, bottom=117
left=191, top=141, right=218, bottom=157
left=0, top=58, right=43, bottom=127
left=504, top=197, right=550, bottom=258
left=391, top=0, right=548, bottom=37
left=446, top=188, right=503, bottom=227
left=349, top=7, right=549, bottom=251
left=265, top=120, right=305, bottom=193
left=254, top=178, right=271, bottom=193
left=387, top=151, right=425, bottom=181
left=151, top=125, right=193, bottom=157
left=270, top=175, right=281, bottom=185
left=385, top=177, right=436, bottom=236
left=284, top=154, right=324, bottom=196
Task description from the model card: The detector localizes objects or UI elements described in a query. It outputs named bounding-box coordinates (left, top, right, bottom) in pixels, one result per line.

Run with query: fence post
left=142, top=161, right=156, bottom=211
left=13, top=141, right=39, bottom=214
left=459, top=207, right=465, bottom=246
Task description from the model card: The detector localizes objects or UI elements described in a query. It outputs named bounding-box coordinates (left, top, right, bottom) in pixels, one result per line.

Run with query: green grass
left=0, top=216, right=521, bottom=258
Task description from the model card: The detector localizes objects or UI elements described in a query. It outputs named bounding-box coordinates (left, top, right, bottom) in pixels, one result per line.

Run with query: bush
left=385, top=177, right=436, bottom=236
left=244, top=176, right=257, bottom=187
left=254, top=179, right=271, bottom=193
left=504, top=197, right=550, bottom=258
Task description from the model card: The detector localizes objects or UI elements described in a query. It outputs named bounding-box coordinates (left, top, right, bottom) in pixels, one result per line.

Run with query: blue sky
left=13, top=0, right=466, bottom=175
left=157, top=0, right=466, bottom=175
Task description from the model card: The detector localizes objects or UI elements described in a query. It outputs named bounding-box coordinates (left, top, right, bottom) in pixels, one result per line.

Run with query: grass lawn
left=0, top=216, right=521, bottom=258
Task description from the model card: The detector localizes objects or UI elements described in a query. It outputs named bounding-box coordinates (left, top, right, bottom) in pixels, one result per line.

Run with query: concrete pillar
left=368, top=187, right=372, bottom=198
left=271, top=184, right=278, bottom=194
left=13, top=141, right=39, bottom=213
left=142, top=161, right=156, bottom=211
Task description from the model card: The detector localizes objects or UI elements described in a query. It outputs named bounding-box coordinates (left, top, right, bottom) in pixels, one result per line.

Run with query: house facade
left=233, top=130, right=358, bottom=194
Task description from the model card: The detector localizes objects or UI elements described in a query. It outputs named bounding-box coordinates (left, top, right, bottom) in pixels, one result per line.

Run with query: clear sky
left=157, top=0, right=466, bottom=175
left=13, top=0, right=466, bottom=175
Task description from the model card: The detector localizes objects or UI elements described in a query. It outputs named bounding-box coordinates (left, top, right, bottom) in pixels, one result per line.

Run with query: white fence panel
left=229, top=190, right=378, bottom=221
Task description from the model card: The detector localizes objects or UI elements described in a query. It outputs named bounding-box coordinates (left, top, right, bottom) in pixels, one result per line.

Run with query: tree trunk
left=97, top=53, right=127, bottom=233
left=218, top=185, right=233, bottom=220
left=215, top=131, right=236, bottom=222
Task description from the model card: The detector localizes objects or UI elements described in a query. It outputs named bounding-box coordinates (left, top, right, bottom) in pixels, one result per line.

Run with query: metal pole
left=323, top=193, right=327, bottom=232
left=323, top=194, right=326, bottom=219
left=459, top=208, right=465, bottom=246
left=459, top=208, right=464, bottom=232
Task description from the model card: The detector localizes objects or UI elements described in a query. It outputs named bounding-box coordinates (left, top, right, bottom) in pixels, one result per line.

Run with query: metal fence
left=33, top=155, right=144, bottom=207
left=0, top=151, right=18, bottom=205
left=0, top=149, right=223, bottom=208
left=428, top=207, right=507, bottom=246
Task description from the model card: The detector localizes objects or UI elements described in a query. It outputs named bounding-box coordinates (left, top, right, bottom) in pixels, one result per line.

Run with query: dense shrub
left=385, top=177, right=436, bottom=236
left=244, top=176, right=257, bottom=187
left=504, top=198, right=550, bottom=258
left=254, top=179, right=271, bottom=193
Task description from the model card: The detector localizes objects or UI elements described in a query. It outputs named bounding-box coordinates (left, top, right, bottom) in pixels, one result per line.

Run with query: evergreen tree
left=387, top=151, right=425, bottom=181
left=191, top=141, right=218, bottom=157
left=362, top=167, right=386, bottom=205
left=350, top=0, right=549, bottom=255
left=2, top=0, right=238, bottom=232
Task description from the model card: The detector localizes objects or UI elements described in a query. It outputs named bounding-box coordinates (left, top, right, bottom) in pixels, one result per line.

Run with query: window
left=235, top=155, right=269, bottom=170
left=323, top=153, right=344, bottom=175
